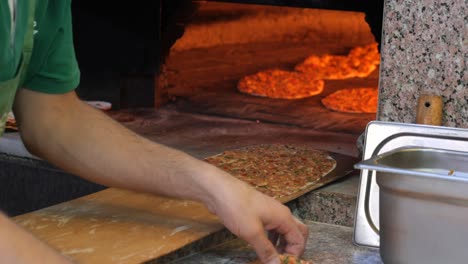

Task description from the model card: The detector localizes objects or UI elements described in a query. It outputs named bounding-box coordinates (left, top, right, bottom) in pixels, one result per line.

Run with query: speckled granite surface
left=289, top=175, right=359, bottom=227
left=378, top=0, right=467, bottom=127
left=168, top=221, right=382, bottom=264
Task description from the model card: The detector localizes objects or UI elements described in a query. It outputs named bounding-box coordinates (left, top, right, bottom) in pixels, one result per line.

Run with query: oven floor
left=108, top=106, right=360, bottom=159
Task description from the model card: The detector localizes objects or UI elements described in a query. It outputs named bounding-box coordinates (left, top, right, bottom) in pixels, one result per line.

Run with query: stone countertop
left=290, top=174, right=360, bottom=228
left=168, top=221, right=382, bottom=264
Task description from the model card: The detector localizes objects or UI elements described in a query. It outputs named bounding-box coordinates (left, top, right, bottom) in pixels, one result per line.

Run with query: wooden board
left=13, top=152, right=357, bottom=264
left=14, top=188, right=222, bottom=264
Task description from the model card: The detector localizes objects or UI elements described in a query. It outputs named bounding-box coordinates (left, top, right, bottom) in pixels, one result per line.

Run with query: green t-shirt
left=0, top=0, right=80, bottom=135
left=0, top=0, right=80, bottom=103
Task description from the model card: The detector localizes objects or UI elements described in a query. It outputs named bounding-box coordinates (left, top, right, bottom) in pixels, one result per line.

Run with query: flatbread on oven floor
left=237, top=69, right=325, bottom=99
left=204, top=144, right=336, bottom=199
left=321, top=87, right=378, bottom=113
left=348, top=43, right=380, bottom=65
left=295, top=43, right=380, bottom=80
left=294, top=54, right=377, bottom=80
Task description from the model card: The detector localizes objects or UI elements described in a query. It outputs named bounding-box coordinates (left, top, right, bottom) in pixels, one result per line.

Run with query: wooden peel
left=416, top=94, right=443, bottom=126
left=13, top=152, right=355, bottom=263
left=14, top=189, right=224, bottom=264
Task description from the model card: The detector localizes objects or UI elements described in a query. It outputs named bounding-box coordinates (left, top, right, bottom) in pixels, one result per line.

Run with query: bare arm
left=13, top=89, right=308, bottom=264
left=14, top=89, right=221, bottom=203
left=0, top=213, right=74, bottom=264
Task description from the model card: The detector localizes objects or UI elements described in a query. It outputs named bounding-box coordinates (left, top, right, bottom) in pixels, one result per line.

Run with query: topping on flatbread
left=204, top=144, right=336, bottom=199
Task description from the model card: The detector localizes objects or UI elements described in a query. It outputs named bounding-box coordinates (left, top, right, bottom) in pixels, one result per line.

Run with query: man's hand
left=202, top=172, right=309, bottom=264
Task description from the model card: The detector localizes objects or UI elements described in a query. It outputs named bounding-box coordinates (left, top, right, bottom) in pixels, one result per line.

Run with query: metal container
left=354, top=121, right=468, bottom=248
left=356, top=147, right=468, bottom=264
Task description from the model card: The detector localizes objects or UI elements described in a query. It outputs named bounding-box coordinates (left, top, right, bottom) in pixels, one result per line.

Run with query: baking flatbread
left=295, top=43, right=380, bottom=79
left=238, top=69, right=325, bottom=99
left=321, top=87, right=378, bottom=113
left=294, top=54, right=377, bottom=80
left=348, top=43, right=380, bottom=65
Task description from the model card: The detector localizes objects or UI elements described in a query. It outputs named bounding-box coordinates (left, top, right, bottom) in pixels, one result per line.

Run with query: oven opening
left=159, top=1, right=382, bottom=135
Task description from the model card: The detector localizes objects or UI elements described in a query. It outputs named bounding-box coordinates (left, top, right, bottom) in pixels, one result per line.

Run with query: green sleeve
left=23, top=0, right=80, bottom=94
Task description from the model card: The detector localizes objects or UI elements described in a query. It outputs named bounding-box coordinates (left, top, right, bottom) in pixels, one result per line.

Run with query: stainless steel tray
left=354, top=121, right=468, bottom=247
left=357, top=147, right=468, bottom=180
left=356, top=146, right=468, bottom=264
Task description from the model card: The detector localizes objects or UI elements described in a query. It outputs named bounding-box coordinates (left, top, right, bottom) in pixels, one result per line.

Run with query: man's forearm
left=13, top=89, right=310, bottom=264
left=13, top=89, right=235, bottom=209
left=0, top=213, right=74, bottom=264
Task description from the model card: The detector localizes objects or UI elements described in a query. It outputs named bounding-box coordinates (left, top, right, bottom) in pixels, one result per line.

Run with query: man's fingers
left=277, top=235, right=287, bottom=254
left=294, top=217, right=309, bottom=242
left=246, top=226, right=280, bottom=264
left=274, top=216, right=307, bottom=257
left=268, top=231, right=280, bottom=248
left=261, top=204, right=308, bottom=257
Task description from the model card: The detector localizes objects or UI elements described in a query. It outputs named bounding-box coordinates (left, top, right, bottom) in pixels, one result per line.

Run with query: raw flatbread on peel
left=237, top=69, right=325, bottom=99
left=204, top=144, right=336, bottom=199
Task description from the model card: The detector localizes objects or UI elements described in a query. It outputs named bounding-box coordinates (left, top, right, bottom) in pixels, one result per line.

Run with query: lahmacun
left=204, top=144, right=336, bottom=199
left=295, top=54, right=377, bottom=80
left=237, top=69, right=325, bottom=99
left=348, top=43, right=380, bottom=65
left=321, top=87, right=378, bottom=113
left=295, top=43, right=380, bottom=79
